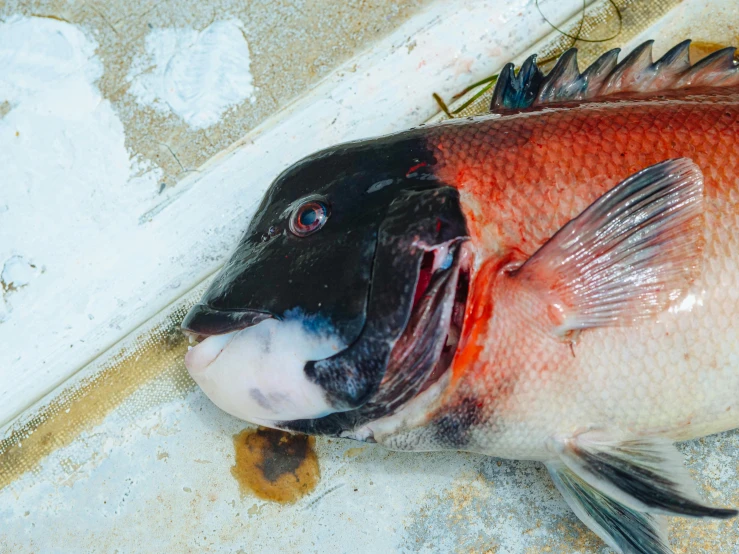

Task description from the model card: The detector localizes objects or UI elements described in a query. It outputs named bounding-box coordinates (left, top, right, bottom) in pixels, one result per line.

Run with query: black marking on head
left=303, top=186, right=468, bottom=409
left=249, top=389, right=273, bottom=411
left=367, top=179, right=395, bottom=194
left=278, top=191, right=469, bottom=434
left=184, top=127, right=469, bottom=424
left=184, top=129, right=438, bottom=346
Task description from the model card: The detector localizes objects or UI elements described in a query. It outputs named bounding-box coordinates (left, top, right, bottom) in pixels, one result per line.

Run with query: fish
left=182, top=40, right=739, bottom=553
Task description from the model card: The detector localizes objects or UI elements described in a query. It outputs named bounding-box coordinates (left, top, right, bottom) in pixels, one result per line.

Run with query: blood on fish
left=412, top=252, right=435, bottom=307
left=405, top=161, right=427, bottom=176
left=450, top=256, right=498, bottom=383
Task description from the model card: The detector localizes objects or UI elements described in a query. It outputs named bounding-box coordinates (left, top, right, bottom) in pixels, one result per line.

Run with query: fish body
left=370, top=92, right=739, bottom=459
left=183, top=41, right=739, bottom=552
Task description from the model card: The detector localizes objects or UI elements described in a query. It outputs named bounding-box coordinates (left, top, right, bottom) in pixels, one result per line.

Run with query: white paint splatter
left=0, top=16, right=161, bottom=325
left=1, top=256, right=37, bottom=289
left=0, top=17, right=98, bottom=103
left=127, top=20, right=257, bottom=129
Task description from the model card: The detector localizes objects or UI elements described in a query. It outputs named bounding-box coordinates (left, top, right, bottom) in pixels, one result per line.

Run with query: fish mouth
left=361, top=239, right=470, bottom=420
left=180, top=239, right=470, bottom=428
left=182, top=305, right=274, bottom=339
left=181, top=305, right=274, bottom=369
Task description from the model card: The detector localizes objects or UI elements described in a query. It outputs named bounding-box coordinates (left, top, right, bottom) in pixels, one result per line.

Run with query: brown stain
left=231, top=427, right=319, bottom=504
left=689, top=41, right=731, bottom=62
left=670, top=517, right=736, bottom=554
left=29, top=13, right=74, bottom=24
left=343, top=446, right=366, bottom=458
left=0, top=312, right=194, bottom=491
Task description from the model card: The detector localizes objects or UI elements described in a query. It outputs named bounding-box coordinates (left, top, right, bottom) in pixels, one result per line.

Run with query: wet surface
left=231, top=427, right=320, bottom=504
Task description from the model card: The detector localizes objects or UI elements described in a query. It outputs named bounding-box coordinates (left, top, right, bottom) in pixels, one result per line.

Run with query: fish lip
left=181, top=304, right=275, bottom=342
left=184, top=330, right=238, bottom=374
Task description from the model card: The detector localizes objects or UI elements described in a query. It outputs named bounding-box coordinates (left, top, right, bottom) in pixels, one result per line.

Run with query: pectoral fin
left=546, top=432, right=737, bottom=554
left=547, top=461, right=671, bottom=554
left=516, top=158, right=704, bottom=335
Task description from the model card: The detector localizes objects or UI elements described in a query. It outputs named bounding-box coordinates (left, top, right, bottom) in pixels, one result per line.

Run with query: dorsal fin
left=490, top=40, right=739, bottom=113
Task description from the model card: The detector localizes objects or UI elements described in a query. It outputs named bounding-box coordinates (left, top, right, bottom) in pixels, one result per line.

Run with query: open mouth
left=361, top=239, right=470, bottom=419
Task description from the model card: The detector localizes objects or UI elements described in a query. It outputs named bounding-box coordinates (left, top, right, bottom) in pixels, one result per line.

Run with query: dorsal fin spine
left=489, top=57, right=544, bottom=111
left=489, top=39, right=739, bottom=113
left=601, top=40, right=655, bottom=96
left=656, top=39, right=691, bottom=71
left=676, top=47, right=739, bottom=88
left=578, top=49, right=619, bottom=100
left=649, top=40, right=691, bottom=89
left=537, top=49, right=580, bottom=104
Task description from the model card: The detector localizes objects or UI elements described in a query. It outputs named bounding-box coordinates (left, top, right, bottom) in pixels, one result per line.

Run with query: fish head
left=182, top=131, right=470, bottom=431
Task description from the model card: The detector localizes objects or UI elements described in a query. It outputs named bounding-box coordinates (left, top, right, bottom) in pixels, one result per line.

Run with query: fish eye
left=289, top=198, right=330, bottom=237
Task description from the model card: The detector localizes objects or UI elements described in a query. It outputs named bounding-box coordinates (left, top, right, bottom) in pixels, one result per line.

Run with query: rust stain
left=343, top=446, right=366, bottom=458
left=689, top=40, right=738, bottom=62
left=231, top=427, right=319, bottom=504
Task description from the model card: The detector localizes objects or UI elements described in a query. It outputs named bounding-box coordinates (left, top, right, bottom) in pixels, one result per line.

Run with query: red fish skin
left=431, top=91, right=739, bottom=258
left=408, top=90, right=739, bottom=459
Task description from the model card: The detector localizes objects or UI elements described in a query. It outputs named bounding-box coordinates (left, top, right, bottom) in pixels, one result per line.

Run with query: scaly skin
left=374, top=90, right=739, bottom=460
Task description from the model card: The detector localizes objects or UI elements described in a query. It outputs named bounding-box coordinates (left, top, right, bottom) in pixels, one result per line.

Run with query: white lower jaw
left=184, top=317, right=346, bottom=422
left=185, top=332, right=234, bottom=371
